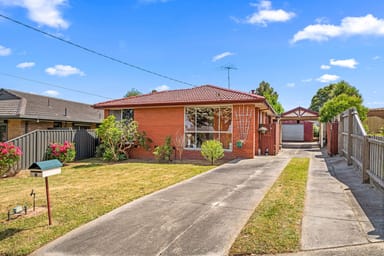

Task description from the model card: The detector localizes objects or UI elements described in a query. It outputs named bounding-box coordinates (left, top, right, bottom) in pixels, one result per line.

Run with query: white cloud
left=245, top=0, right=295, bottom=26
left=0, top=0, right=69, bottom=29
left=330, top=58, right=358, bottom=69
left=320, top=64, right=331, bottom=70
left=0, top=45, right=11, bottom=56
left=286, top=82, right=295, bottom=88
left=16, top=62, right=35, bottom=68
left=43, top=90, right=59, bottom=97
left=317, top=74, right=340, bottom=83
left=315, top=17, right=330, bottom=24
left=292, top=14, right=384, bottom=43
left=45, top=64, right=85, bottom=77
left=212, top=51, right=235, bottom=62
left=373, top=56, right=381, bottom=60
left=155, top=85, right=170, bottom=91
left=301, top=78, right=312, bottom=83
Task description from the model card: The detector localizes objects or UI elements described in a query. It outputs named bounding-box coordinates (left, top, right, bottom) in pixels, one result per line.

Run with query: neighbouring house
left=0, top=88, right=104, bottom=141
left=93, top=85, right=280, bottom=160
left=365, top=108, right=384, bottom=134
left=280, top=106, right=319, bottom=142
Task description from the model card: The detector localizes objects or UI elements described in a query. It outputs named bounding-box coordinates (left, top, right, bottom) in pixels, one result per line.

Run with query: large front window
left=184, top=106, right=232, bottom=150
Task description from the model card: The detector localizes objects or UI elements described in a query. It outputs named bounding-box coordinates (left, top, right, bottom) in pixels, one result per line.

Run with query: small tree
left=174, top=130, right=185, bottom=161
left=153, top=136, right=173, bottom=162
left=201, top=140, right=224, bottom=165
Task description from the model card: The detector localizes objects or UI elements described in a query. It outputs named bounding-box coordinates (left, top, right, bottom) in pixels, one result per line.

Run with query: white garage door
left=282, top=124, right=304, bottom=141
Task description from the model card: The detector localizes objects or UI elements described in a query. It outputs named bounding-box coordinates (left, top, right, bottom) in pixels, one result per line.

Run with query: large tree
left=319, top=94, right=368, bottom=122
left=124, top=88, right=142, bottom=97
left=309, top=80, right=361, bottom=112
left=255, top=81, right=284, bottom=114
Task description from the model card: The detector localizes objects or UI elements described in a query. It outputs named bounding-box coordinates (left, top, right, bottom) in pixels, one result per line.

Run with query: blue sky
left=0, top=0, right=383, bottom=111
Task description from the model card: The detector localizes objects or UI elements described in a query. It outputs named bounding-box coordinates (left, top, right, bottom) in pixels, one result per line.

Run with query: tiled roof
left=94, top=85, right=266, bottom=108
left=0, top=89, right=104, bottom=123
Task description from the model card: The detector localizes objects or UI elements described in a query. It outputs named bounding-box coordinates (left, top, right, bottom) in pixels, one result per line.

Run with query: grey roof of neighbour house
left=0, top=89, right=104, bottom=123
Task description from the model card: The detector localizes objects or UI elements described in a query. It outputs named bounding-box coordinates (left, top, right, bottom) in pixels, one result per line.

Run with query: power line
left=0, top=13, right=196, bottom=87
left=0, top=72, right=113, bottom=100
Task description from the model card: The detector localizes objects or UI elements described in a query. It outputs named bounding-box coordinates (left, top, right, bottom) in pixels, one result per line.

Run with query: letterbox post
left=45, top=177, right=52, bottom=225
left=29, top=159, right=62, bottom=226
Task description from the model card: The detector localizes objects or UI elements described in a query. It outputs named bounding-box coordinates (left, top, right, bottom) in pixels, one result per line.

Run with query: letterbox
left=29, top=159, right=62, bottom=178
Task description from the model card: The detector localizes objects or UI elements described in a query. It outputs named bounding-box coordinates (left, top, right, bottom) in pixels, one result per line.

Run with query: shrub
left=0, top=142, right=22, bottom=177
left=201, top=140, right=224, bottom=165
left=96, top=115, right=152, bottom=161
left=153, top=136, right=173, bottom=162
left=46, top=141, right=76, bottom=163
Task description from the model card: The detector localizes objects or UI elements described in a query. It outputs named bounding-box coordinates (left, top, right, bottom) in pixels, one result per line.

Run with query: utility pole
left=222, top=65, right=237, bottom=89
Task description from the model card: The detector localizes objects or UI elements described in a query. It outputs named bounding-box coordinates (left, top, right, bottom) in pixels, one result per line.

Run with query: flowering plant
left=0, top=142, right=22, bottom=177
left=46, top=141, right=76, bottom=164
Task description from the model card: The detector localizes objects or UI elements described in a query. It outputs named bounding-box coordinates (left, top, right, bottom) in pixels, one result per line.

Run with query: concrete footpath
left=32, top=154, right=291, bottom=256
left=295, top=148, right=384, bottom=256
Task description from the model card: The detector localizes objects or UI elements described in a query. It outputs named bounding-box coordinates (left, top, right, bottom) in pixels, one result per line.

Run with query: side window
left=122, top=109, right=134, bottom=121
left=109, top=110, right=122, bottom=121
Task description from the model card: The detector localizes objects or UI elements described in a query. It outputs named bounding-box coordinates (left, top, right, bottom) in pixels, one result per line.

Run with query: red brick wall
left=232, top=104, right=255, bottom=159
left=131, top=106, right=184, bottom=159
left=130, top=104, right=258, bottom=160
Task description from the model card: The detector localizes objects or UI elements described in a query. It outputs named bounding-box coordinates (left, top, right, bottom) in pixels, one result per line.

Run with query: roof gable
left=94, top=85, right=265, bottom=108
left=0, top=89, right=21, bottom=100
left=281, top=106, right=319, bottom=119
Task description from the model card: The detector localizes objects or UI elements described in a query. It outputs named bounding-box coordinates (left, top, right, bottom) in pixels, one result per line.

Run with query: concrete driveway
left=32, top=155, right=291, bottom=256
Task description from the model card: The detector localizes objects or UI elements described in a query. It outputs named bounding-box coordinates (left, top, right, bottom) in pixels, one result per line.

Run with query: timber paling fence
left=338, top=108, right=384, bottom=190
left=8, top=129, right=98, bottom=171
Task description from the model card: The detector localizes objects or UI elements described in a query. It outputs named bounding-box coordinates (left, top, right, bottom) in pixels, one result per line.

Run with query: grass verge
left=230, top=158, right=310, bottom=255
left=0, top=160, right=213, bottom=256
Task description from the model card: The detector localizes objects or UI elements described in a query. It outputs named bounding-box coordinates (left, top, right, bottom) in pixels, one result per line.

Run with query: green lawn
left=230, top=158, right=310, bottom=255
left=0, top=159, right=213, bottom=256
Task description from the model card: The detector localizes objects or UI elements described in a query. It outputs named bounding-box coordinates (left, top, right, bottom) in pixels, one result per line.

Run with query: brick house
left=0, top=89, right=104, bottom=141
left=93, top=85, right=280, bottom=160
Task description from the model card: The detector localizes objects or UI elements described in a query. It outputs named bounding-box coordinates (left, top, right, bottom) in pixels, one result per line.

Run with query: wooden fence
left=337, top=108, right=384, bottom=190
left=8, top=129, right=98, bottom=171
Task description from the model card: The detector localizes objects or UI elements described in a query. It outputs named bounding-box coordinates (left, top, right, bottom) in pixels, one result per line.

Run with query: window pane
left=122, top=109, right=134, bottom=121
left=109, top=110, right=121, bottom=121
left=185, top=133, right=196, bottom=148
left=220, top=107, right=232, bottom=132
left=196, top=133, right=214, bottom=148
left=196, top=107, right=214, bottom=131
left=185, top=108, right=195, bottom=132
